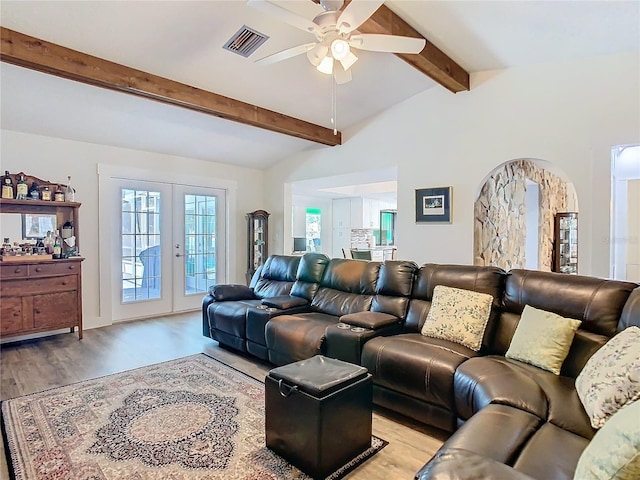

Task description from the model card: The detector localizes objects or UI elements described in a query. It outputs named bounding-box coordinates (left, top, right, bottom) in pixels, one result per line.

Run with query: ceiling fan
left=248, top=0, right=426, bottom=84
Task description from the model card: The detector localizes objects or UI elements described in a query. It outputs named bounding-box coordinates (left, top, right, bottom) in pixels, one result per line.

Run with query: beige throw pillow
left=573, top=400, right=640, bottom=480
left=505, top=305, right=581, bottom=375
left=576, top=326, right=640, bottom=429
left=420, top=285, right=493, bottom=351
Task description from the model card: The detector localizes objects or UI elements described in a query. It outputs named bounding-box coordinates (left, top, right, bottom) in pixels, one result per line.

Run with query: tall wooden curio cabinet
left=246, top=210, right=269, bottom=284
left=554, top=212, right=578, bottom=274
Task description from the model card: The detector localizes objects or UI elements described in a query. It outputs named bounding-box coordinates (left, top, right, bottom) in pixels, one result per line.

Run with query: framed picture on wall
left=415, top=187, right=452, bottom=223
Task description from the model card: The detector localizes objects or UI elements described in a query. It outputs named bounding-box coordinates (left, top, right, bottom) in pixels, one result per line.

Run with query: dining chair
left=350, top=249, right=372, bottom=260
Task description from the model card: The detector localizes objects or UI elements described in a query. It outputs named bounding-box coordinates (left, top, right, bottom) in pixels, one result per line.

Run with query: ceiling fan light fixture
left=307, top=43, right=329, bottom=67
left=339, top=50, right=358, bottom=71
left=317, top=56, right=334, bottom=75
left=330, top=38, right=350, bottom=60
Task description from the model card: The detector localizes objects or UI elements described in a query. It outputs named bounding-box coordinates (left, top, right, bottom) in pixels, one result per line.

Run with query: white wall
left=265, top=53, right=640, bottom=278
left=0, top=130, right=265, bottom=331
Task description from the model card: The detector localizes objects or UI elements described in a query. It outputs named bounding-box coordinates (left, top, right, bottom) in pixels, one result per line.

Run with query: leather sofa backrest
left=290, top=253, right=330, bottom=301
left=311, top=258, right=381, bottom=317
left=405, top=264, right=506, bottom=351
left=253, top=255, right=301, bottom=299
left=619, top=286, right=640, bottom=330
left=371, top=260, right=418, bottom=320
left=493, top=269, right=639, bottom=377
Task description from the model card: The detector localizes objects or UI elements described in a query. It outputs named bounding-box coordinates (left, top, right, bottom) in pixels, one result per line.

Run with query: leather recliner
left=360, top=264, right=506, bottom=432
left=202, top=253, right=328, bottom=352
left=264, top=258, right=383, bottom=365
left=416, top=271, right=640, bottom=480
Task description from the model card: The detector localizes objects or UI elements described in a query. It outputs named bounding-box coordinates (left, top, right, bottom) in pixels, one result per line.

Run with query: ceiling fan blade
left=334, top=63, right=352, bottom=84
left=349, top=34, right=426, bottom=54
left=337, top=0, right=384, bottom=34
left=255, top=42, right=316, bottom=65
left=247, top=0, right=321, bottom=36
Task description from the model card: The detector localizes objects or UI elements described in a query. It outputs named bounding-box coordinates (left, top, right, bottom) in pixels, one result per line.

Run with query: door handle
left=175, top=253, right=183, bottom=257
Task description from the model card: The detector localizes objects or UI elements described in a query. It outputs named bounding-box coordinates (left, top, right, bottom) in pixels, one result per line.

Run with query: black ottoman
left=265, top=355, right=372, bottom=479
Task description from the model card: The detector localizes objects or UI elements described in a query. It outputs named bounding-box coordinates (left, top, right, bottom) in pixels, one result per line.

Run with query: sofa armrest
left=261, top=295, right=309, bottom=309
left=209, top=284, right=256, bottom=301
left=202, top=294, right=215, bottom=337
left=339, top=312, right=400, bottom=330
left=415, top=448, right=535, bottom=480
left=325, top=320, right=403, bottom=365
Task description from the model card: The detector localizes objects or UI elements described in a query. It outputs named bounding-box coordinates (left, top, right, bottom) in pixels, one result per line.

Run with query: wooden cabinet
left=554, top=212, right=578, bottom=274
left=246, top=209, right=269, bottom=284
left=0, top=257, right=84, bottom=338
left=0, top=176, right=84, bottom=340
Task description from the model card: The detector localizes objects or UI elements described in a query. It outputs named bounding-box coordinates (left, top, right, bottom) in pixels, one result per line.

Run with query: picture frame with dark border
left=415, top=187, right=452, bottom=223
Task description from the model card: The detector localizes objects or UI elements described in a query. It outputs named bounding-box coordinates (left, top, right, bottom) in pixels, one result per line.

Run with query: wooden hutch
left=0, top=173, right=84, bottom=339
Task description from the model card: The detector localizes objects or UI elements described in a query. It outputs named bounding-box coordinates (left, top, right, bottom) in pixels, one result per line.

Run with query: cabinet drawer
left=0, top=275, right=77, bottom=296
left=33, top=291, right=78, bottom=329
left=0, top=264, right=28, bottom=279
left=29, top=262, right=80, bottom=277
left=0, top=296, right=24, bottom=333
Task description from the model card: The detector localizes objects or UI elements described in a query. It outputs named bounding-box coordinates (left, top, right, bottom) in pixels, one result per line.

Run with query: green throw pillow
left=505, top=304, right=581, bottom=375
left=421, top=285, right=493, bottom=351
left=573, top=400, right=640, bottom=480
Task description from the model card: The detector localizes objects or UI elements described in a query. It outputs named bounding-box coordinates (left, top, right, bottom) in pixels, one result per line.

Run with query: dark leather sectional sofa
left=202, top=253, right=640, bottom=480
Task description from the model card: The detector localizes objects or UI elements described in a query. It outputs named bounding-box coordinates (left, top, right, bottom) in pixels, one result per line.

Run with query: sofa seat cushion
left=361, top=333, right=477, bottom=410
left=512, top=423, right=589, bottom=480
left=443, top=404, right=542, bottom=465
left=454, top=356, right=594, bottom=439
left=207, top=299, right=262, bottom=337
left=435, top=404, right=587, bottom=480
left=265, top=312, right=338, bottom=365
left=416, top=448, right=536, bottom=480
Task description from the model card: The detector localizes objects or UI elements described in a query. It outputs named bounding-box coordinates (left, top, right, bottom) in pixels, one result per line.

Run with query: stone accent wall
left=474, top=160, right=569, bottom=271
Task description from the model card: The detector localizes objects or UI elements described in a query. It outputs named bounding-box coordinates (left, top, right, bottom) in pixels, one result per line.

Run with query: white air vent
left=223, top=26, right=269, bottom=58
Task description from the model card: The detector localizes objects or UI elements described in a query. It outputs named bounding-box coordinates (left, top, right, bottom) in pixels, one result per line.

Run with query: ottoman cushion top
left=269, top=355, right=368, bottom=397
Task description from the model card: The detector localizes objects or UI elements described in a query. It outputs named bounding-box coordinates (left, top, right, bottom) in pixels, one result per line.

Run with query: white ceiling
left=1, top=0, right=639, bottom=171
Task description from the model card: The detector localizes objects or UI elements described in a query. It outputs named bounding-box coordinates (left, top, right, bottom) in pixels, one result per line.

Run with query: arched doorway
left=474, top=159, right=578, bottom=272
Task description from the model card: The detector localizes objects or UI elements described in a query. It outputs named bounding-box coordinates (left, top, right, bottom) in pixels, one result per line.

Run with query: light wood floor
left=0, top=312, right=446, bottom=479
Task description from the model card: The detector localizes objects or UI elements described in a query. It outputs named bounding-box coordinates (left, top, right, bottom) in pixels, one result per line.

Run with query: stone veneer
left=474, top=160, right=571, bottom=271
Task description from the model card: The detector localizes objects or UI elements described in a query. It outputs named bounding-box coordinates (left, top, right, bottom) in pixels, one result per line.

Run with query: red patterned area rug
left=1, top=354, right=386, bottom=480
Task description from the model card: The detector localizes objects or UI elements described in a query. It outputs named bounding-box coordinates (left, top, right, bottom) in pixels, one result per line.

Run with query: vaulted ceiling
left=1, top=1, right=639, bottom=169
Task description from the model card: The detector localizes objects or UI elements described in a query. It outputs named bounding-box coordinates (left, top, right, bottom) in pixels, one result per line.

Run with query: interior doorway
left=611, top=145, right=640, bottom=282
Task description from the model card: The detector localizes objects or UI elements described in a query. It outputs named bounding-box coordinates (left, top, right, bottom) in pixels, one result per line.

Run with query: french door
left=110, top=179, right=226, bottom=321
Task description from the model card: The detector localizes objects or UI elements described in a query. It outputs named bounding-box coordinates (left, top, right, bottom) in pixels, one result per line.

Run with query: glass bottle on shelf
left=29, top=182, right=40, bottom=200
left=65, top=176, right=75, bottom=202
left=43, top=231, right=54, bottom=254
left=53, top=185, right=65, bottom=202
left=15, top=174, right=28, bottom=200
left=41, top=186, right=52, bottom=201
left=52, top=234, right=62, bottom=259
left=1, top=171, right=14, bottom=199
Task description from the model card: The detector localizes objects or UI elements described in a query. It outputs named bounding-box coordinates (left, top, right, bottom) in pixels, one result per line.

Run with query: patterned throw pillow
left=505, top=305, right=581, bottom=375
left=420, top=285, right=493, bottom=351
left=573, top=400, right=640, bottom=480
left=575, top=326, right=640, bottom=429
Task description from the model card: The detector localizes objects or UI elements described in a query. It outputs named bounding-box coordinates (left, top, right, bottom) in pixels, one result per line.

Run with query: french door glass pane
left=184, top=194, right=217, bottom=295
left=121, top=188, right=162, bottom=303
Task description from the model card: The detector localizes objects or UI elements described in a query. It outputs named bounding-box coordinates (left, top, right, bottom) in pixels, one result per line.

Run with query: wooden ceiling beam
left=313, top=0, right=470, bottom=93
left=360, top=5, right=469, bottom=93
left=0, top=27, right=341, bottom=146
